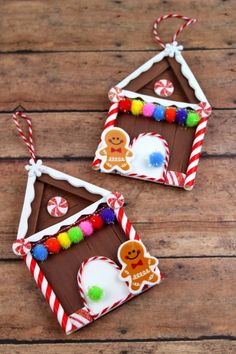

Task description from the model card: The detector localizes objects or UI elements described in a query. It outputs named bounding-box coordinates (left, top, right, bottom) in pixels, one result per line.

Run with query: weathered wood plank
left=1, top=159, right=235, bottom=258
left=0, top=258, right=235, bottom=340
left=0, top=0, right=234, bottom=51
left=1, top=341, right=236, bottom=354
left=2, top=110, right=235, bottom=158
left=0, top=50, right=234, bottom=111
left=2, top=221, right=235, bottom=259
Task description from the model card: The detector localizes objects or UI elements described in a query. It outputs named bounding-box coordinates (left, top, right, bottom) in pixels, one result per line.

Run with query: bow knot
left=131, top=259, right=143, bottom=269
left=111, top=147, right=122, bottom=153
left=164, top=41, right=183, bottom=58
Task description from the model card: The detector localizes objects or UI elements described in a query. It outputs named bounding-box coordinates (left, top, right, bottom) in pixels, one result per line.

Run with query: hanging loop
left=153, top=14, right=197, bottom=49
left=12, top=112, right=37, bottom=162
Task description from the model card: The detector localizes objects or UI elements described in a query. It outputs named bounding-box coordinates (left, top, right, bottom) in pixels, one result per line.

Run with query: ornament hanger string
left=12, top=112, right=37, bottom=163
left=153, top=14, right=197, bottom=49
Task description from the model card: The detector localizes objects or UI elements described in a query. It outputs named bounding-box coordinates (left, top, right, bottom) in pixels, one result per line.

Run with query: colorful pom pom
left=32, top=244, right=48, bottom=261
left=79, top=221, right=94, bottom=237
left=176, top=108, right=188, bottom=125
left=148, top=152, right=165, bottom=168
left=142, top=103, right=155, bottom=117
left=153, top=106, right=165, bottom=121
left=68, top=227, right=84, bottom=243
left=186, top=111, right=201, bottom=127
left=44, top=237, right=61, bottom=254
left=100, top=208, right=115, bottom=224
left=87, top=285, right=104, bottom=301
left=90, top=214, right=104, bottom=230
left=119, top=98, right=132, bottom=113
left=57, top=232, right=72, bottom=249
left=165, top=107, right=176, bottom=123
left=131, top=100, right=144, bottom=116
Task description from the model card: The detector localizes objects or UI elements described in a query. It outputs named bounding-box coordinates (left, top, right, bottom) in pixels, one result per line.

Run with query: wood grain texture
left=0, top=50, right=235, bottom=111
left=2, top=341, right=236, bottom=354
left=1, top=111, right=235, bottom=158
left=1, top=0, right=235, bottom=349
left=0, top=0, right=234, bottom=51
left=0, top=258, right=235, bottom=340
left=1, top=159, right=235, bottom=259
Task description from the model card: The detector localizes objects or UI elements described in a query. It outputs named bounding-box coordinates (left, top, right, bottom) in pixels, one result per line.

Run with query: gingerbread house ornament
left=93, top=15, right=212, bottom=190
left=12, top=112, right=162, bottom=334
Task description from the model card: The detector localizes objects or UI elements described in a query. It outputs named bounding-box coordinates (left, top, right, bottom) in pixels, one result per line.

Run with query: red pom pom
left=90, top=214, right=104, bottom=229
left=165, top=107, right=176, bottom=123
left=44, top=237, right=61, bottom=254
left=119, top=99, right=132, bottom=113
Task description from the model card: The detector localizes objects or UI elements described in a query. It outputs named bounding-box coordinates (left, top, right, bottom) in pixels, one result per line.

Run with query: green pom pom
left=68, top=226, right=84, bottom=243
left=186, top=111, right=201, bottom=127
left=87, top=286, right=104, bottom=301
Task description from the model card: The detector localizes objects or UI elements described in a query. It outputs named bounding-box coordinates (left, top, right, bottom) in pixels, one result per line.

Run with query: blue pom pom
left=148, top=152, right=164, bottom=167
left=153, top=106, right=165, bottom=121
left=176, top=108, right=188, bottom=125
left=32, top=244, right=48, bottom=261
left=100, top=208, right=115, bottom=224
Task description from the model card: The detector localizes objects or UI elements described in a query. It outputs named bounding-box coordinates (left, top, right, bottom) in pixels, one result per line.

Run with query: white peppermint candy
left=47, top=196, right=69, bottom=217
left=154, top=79, right=174, bottom=97
left=12, top=239, right=31, bottom=256
left=107, top=192, right=124, bottom=209
left=108, top=86, right=123, bottom=102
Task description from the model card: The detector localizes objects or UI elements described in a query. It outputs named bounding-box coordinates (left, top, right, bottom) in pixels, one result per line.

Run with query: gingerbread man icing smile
left=97, top=127, right=134, bottom=173
left=118, top=240, right=160, bottom=294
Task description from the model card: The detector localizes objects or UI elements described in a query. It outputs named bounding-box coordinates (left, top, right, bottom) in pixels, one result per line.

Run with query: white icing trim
left=25, top=196, right=107, bottom=243
left=120, top=89, right=199, bottom=109
left=17, top=162, right=111, bottom=240
left=42, top=165, right=110, bottom=197
left=117, top=50, right=168, bottom=89
left=17, top=175, right=36, bottom=239
left=112, top=45, right=210, bottom=107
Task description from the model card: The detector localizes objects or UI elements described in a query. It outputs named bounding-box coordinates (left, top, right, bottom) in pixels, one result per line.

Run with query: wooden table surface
left=0, top=1, right=235, bottom=353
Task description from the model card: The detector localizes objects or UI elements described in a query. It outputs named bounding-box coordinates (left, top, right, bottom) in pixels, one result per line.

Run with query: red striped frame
left=22, top=203, right=151, bottom=334
left=92, top=101, right=207, bottom=189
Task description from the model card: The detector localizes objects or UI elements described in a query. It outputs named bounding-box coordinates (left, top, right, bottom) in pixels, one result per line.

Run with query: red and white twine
left=12, top=112, right=37, bottom=162
left=153, top=14, right=197, bottom=48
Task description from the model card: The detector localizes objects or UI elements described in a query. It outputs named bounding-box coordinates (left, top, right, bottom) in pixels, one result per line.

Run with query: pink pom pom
left=79, top=220, right=94, bottom=237
left=142, top=103, right=155, bottom=117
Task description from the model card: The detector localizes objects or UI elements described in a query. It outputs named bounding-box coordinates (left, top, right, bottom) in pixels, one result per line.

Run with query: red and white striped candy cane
left=25, top=253, right=77, bottom=334
left=115, top=207, right=140, bottom=241
left=184, top=117, right=208, bottom=190
left=153, top=14, right=197, bottom=49
left=77, top=256, right=133, bottom=320
left=129, top=132, right=169, bottom=183
left=92, top=102, right=119, bottom=169
left=165, top=171, right=186, bottom=188
left=69, top=307, right=93, bottom=329
left=12, top=112, right=37, bottom=163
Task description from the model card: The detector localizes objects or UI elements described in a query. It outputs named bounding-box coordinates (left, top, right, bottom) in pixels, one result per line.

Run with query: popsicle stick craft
left=93, top=14, right=212, bottom=190
left=12, top=112, right=162, bottom=334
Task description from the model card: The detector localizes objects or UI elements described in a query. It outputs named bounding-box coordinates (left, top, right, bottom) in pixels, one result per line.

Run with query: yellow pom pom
left=57, top=232, right=71, bottom=249
left=131, top=100, right=144, bottom=116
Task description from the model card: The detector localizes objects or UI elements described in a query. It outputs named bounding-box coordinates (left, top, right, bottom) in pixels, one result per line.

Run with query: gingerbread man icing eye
left=118, top=240, right=160, bottom=294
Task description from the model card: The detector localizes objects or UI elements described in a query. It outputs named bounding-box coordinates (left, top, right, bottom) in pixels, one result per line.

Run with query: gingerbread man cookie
left=97, top=127, right=134, bottom=173
left=118, top=240, right=160, bottom=294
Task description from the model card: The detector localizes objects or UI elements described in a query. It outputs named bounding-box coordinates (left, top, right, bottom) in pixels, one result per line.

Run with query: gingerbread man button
left=97, top=127, right=134, bottom=174
left=118, top=240, right=160, bottom=294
